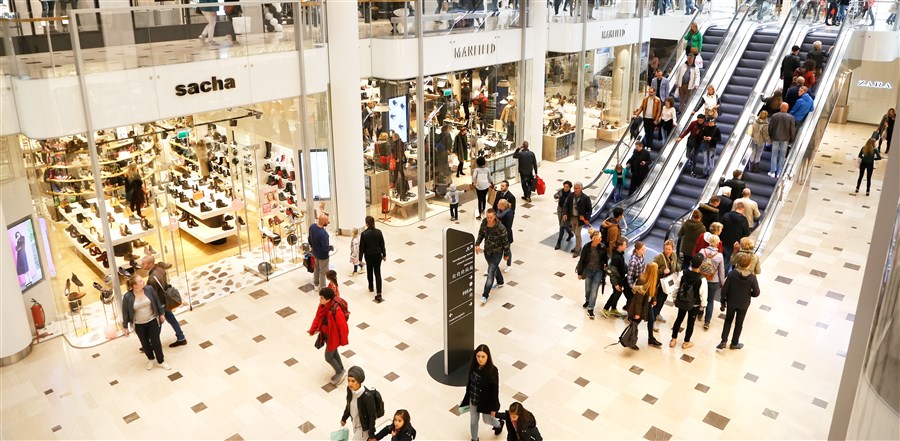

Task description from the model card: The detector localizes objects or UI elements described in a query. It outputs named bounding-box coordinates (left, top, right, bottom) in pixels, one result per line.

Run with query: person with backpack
left=308, top=287, right=350, bottom=385
left=375, top=409, right=417, bottom=441
left=341, top=366, right=379, bottom=441
left=576, top=230, right=608, bottom=320
left=670, top=254, right=707, bottom=349
left=494, top=401, right=543, bottom=441
left=717, top=253, right=761, bottom=350
left=141, top=255, right=186, bottom=348
left=697, top=235, right=726, bottom=330
left=600, top=207, right=625, bottom=257
left=628, top=262, right=662, bottom=349
left=460, top=344, right=504, bottom=440
left=600, top=238, right=629, bottom=318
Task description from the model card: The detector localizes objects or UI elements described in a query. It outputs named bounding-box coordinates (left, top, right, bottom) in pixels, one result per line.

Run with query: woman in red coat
left=308, top=287, right=350, bottom=385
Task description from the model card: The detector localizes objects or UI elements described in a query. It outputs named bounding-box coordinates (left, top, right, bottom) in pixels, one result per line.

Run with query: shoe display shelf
left=59, top=198, right=156, bottom=270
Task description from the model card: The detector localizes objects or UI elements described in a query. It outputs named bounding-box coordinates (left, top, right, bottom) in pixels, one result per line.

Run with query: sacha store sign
left=175, top=76, right=237, bottom=96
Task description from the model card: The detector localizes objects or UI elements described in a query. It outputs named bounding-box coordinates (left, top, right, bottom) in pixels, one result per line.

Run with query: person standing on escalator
left=674, top=55, right=701, bottom=114
left=779, top=45, right=802, bottom=97
left=634, top=87, right=662, bottom=149
left=627, top=141, right=652, bottom=196
left=698, top=117, right=722, bottom=178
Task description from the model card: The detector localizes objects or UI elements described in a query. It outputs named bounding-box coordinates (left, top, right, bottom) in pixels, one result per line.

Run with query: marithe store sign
left=600, top=28, right=626, bottom=39
left=175, top=76, right=237, bottom=96
left=453, top=43, right=497, bottom=59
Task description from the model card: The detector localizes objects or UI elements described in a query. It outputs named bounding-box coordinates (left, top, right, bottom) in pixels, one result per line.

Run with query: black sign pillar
left=427, top=227, right=475, bottom=386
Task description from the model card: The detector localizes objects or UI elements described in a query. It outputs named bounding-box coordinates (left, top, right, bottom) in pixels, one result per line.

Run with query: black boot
left=264, top=143, right=272, bottom=160
left=555, top=240, right=561, bottom=250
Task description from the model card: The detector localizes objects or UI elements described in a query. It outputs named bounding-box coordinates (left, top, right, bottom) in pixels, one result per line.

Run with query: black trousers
left=857, top=163, right=874, bottom=192
left=476, top=188, right=488, bottom=216
left=365, top=255, right=383, bottom=294
left=450, top=203, right=459, bottom=219
left=603, top=285, right=632, bottom=311
left=520, top=173, right=534, bottom=199
left=135, top=319, right=164, bottom=363
left=457, top=159, right=465, bottom=177
left=721, top=306, right=748, bottom=345
left=671, top=308, right=698, bottom=342
left=642, top=117, right=656, bottom=146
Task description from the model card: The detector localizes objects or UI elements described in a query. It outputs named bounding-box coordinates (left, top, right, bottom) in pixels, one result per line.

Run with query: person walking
left=554, top=181, right=574, bottom=250
left=652, top=239, right=680, bottom=326
left=856, top=138, right=881, bottom=196
left=717, top=253, right=761, bottom=350
left=626, top=241, right=648, bottom=309
left=496, top=199, right=515, bottom=274
left=350, top=228, right=364, bottom=275
left=698, top=235, right=726, bottom=330
left=340, top=366, right=378, bottom=441
left=629, top=262, right=661, bottom=349
left=375, top=410, right=417, bottom=441
left=674, top=55, right=701, bottom=114
left=472, top=157, right=492, bottom=219
left=141, top=255, right=186, bottom=348
left=122, top=274, right=171, bottom=370
left=562, top=182, right=592, bottom=258
left=460, top=344, right=504, bottom=441
left=678, top=209, right=706, bottom=267
left=359, top=216, right=387, bottom=303
left=670, top=254, right=707, bottom=349
left=576, top=230, right=608, bottom=319
left=634, top=87, right=662, bottom=147
left=326, top=270, right=342, bottom=298
left=677, top=113, right=707, bottom=176
left=877, top=108, right=895, bottom=154
left=627, top=141, right=652, bottom=195
left=767, top=103, right=796, bottom=178
left=748, top=111, right=771, bottom=173
left=455, top=127, right=471, bottom=178
left=492, top=180, right=516, bottom=214
left=309, top=214, right=332, bottom=289
left=600, top=238, right=629, bottom=318
left=512, top=142, right=538, bottom=202
left=475, top=209, right=511, bottom=305
left=780, top=45, right=802, bottom=96
left=495, top=402, right=542, bottom=441
left=308, top=287, right=350, bottom=385
left=600, top=207, right=624, bottom=256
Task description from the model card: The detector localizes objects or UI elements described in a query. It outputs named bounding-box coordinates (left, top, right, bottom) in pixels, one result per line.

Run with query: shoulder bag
left=659, top=256, right=681, bottom=295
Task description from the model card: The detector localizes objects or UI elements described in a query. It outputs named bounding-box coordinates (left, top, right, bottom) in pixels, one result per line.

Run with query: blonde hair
left=708, top=235, right=721, bottom=247
left=734, top=252, right=752, bottom=269
left=352, top=228, right=360, bottom=238
left=639, top=262, right=659, bottom=298
left=709, top=222, right=723, bottom=235
left=497, top=199, right=510, bottom=210
left=739, top=237, right=754, bottom=250
left=663, top=239, right=676, bottom=250
left=862, top=138, right=877, bottom=156
left=758, top=110, right=769, bottom=120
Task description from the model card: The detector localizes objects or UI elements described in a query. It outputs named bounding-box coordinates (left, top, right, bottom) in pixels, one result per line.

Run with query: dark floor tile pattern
left=816, top=321, right=829, bottom=329
left=760, top=304, right=772, bottom=311
left=810, top=269, right=828, bottom=278
left=275, top=306, right=296, bottom=318
left=225, top=366, right=239, bottom=375
left=342, top=350, right=355, bottom=358
left=792, top=361, right=806, bottom=370
left=575, top=377, right=590, bottom=387
left=424, top=273, right=435, bottom=279
left=284, top=358, right=298, bottom=367
left=513, top=360, right=527, bottom=370
left=568, top=350, right=581, bottom=359
left=702, top=411, right=730, bottom=430
left=643, top=426, right=673, bottom=441
left=252, top=335, right=266, bottom=343
left=191, top=402, right=207, bottom=413
left=385, top=276, right=396, bottom=282
left=395, top=342, right=409, bottom=351
left=225, top=314, right=238, bottom=321
left=762, top=408, right=779, bottom=420
left=44, top=389, right=53, bottom=395
left=499, top=327, right=512, bottom=335
left=775, top=276, right=793, bottom=284
left=123, top=412, right=140, bottom=424
left=629, top=365, right=644, bottom=375
left=847, top=313, right=855, bottom=322
left=199, top=340, right=213, bottom=349
left=384, top=372, right=399, bottom=382
left=225, top=434, right=244, bottom=441
left=844, top=262, right=861, bottom=270
left=168, top=372, right=183, bottom=382
left=405, top=316, right=418, bottom=324
left=554, top=271, right=565, bottom=277
left=248, top=289, right=268, bottom=299
left=551, top=294, right=563, bottom=300
left=681, top=354, right=695, bottom=363
left=512, top=392, right=529, bottom=402
left=507, top=280, right=519, bottom=287
left=582, top=409, right=599, bottom=421
left=92, top=353, right=100, bottom=358
left=796, top=250, right=812, bottom=257
left=826, top=291, right=845, bottom=301
left=321, top=383, right=337, bottom=393
left=298, top=422, right=315, bottom=433
left=695, top=383, right=710, bottom=393
left=416, top=293, right=428, bottom=299
left=564, top=324, right=577, bottom=332
left=51, top=425, right=62, bottom=432
left=109, top=380, right=118, bottom=386
left=744, top=372, right=759, bottom=382
left=775, top=329, right=789, bottom=337
left=797, top=299, right=809, bottom=306
left=394, top=258, right=405, bottom=263
left=434, top=254, right=443, bottom=259
left=642, top=394, right=658, bottom=405
left=812, top=398, right=829, bottom=409
left=357, top=322, right=370, bottom=330
left=298, top=284, right=315, bottom=293
left=502, top=302, right=515, bottom=309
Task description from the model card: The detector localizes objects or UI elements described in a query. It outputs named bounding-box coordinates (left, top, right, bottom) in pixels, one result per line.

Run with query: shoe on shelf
left=146, top=360, right=154, bottom=370
left=716, top=341, right=727, bottom=350
left=158, top=362, right=172, bottom=370
left=729, top=343, right=744, bottom=350
left=168, top=340, right=187, bottom=348
left=682, top=342, right=694, bottom=349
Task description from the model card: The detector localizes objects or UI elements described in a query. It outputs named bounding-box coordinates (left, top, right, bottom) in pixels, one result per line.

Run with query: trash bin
left=832, top=105, right=849, bottom=124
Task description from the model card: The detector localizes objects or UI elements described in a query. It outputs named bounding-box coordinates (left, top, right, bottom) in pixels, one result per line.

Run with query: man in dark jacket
left=512, top=141, right=538, bottom=202
left=698, top=196, right=721, bottom=230
left=309, top=214, right=331, bottom=289
left=562, top=182, right=592, bottom=258
left=718, top=252, right=761, bottom=350
left=341, top=366, right=378, bottom=440
left=676, top=113, right=706, bottom=176
left=699, top=118, right=722, bottom=178
left=626, top=141, right=652, bottom=195
left=678, top=209, right=706, bottom=268
left=784, top=76, right=804, bottom=110
left=768, top=103, right=796, bottom=178
left=718, top=187, right=734, bottom=214
left=720, top=169, right=746, bottom=197
left=720, top=202, right=751, bottom=271
left=492, top=180, right=516, bottom=214
left=601, top=238, right=629, bottom=318
left=780, top=45, right=801, bottom=95
left=454, top=126, right=471, bottom=178
left=359, top=216, right=387, bottom=302
left=600, top=207, right=624, bottom=256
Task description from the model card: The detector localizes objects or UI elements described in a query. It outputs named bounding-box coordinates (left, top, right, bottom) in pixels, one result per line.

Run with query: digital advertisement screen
left=297, top=149, right=332, bottom=200
left=7, top=216, right=44, bottom=293
left=388, top=96, right=409, bottom=143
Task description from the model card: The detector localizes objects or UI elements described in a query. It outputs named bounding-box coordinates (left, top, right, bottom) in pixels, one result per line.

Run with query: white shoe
left=480, top=296, right=488, bottom=305
left=158, top=362, right=172, bottom=370
left=146, top=360, right=154, bottom=370
left=767, top=172, right=776, bottom=178
left=503, top=267, right=511, bottom=273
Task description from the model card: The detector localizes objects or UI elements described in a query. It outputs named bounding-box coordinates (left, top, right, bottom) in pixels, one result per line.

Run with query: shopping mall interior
left=0, top=0, right=897, bottom=439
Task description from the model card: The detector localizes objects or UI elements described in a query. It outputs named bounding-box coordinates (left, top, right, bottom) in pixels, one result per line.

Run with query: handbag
left=660, top=271, right=681, bottom=295
left=232, top=16, right=251, bottom=34
left=193, top=190, right=204, bottom=201
left=314, top=331, right=327, bottom=349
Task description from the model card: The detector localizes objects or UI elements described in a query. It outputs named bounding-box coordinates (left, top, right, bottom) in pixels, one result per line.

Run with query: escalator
left=638, top=26, right=781, bottom=254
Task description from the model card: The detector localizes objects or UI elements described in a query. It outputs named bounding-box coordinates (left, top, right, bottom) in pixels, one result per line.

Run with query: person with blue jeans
left=767, top=102, right=796, bottom=178
left=699, top=236, right=726, bottom=330
left=143, top=255, right=187, bottom=347
left=475, top=209, right=510, bottom=305
left=576, top=231, right=608, bottom=319
left=698, top=118, right=721, bottom=178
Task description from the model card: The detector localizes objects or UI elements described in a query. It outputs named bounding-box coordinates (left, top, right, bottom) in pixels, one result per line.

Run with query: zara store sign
left=856, top=80, right=892, bottom=89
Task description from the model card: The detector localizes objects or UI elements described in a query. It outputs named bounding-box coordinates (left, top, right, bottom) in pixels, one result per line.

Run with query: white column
left=325, top=0, right=366, bottom=234
left=0, top=203, right=34, bottom=364
left=528, top=0, right=548, bottom=164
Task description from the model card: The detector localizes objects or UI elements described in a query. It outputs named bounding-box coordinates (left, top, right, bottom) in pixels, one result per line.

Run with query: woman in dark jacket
left=677, top=209, right=706, bottom=268
left=122, top=273, right=169, bottom=370
left=670, top=254, right=706, bottom=350
left=359, top=215, right=387, bottom=302
left=494, top=402, right=542, bottom=441
left=856, top=138, right=881, bottom=196
left=375, top=409, right=416, bottom=441
left=878, top=108, right=895, bottom=154
left=461, top=344, right=503, bottom=441
left=600, top=238, right=629, bottom=318
left=341, top=366, right=377, bottom=440
left=717, top=253, right=761, bottom=350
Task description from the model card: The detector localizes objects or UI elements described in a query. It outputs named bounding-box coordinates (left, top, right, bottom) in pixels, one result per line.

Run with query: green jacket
left=685, top=31, right=702, bottom=53
left=476, top=219, right=510, bottom=257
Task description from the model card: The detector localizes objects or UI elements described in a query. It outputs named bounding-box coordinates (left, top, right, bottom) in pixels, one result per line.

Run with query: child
left=374, top=409, right=417, bottom=441
left=446, top=183, right=466, bottom=221
left=325, top=270, right=340, bottom=297
left=602, top=164, right=627, bottom=202
left=350, top=228, right=364, bottom=274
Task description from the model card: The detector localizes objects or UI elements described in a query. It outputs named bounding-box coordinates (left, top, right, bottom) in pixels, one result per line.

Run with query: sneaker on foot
left=656, top=315, right=666, bottom=323
left=331, top=370, right=346, bottom=385
left=158, top=362, right=172, bottom=370
left=503, top=266, right=511, bottom=273
left=146, top=360, right=154, bottom=370
left=703, top=321, right=710, bottom=330
left=599, top=309, right=611, bottom=319
left=480, top=296, right=488, bottom=305
left=610, top=309, right=623, bottom=318
left=168, top=339, right=187, bottom=348
left=716, top=341, right=727, bottom=349
left=495, top=283, right=504, bottom=289
left=669, top=338, right=677, bottom=348
left=582, top=302, right=588, bottom=309
left=729, top=343, right=744, bottom=350
left=587, top=309, right=595, bottom=319
left=682, top=342, right=694, bottom=349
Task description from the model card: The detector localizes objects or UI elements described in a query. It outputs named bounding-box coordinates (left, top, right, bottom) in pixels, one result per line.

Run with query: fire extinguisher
left=381, top=193, right=390, bottom=214
left=31, top=298, right=45, bottom=329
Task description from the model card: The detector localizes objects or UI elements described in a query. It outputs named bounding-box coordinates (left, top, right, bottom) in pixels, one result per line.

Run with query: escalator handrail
left=661, top=0, right=807, bottom=243
left=591, top=0, right=754, bottom=222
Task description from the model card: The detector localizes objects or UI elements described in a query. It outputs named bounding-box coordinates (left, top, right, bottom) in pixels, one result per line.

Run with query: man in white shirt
left=734, top=188, right=761, bottom=228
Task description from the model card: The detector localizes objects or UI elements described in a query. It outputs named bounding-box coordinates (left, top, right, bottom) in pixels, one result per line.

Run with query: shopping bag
left=660, top=271, right=682, bottom=295
left=535, top=176, right=546, bottom=195
left=330, top=427, right=349, bottom=441
left=458, top=405, right=471, bottom=414
left=487, top=186, right=498, bottom=206
left=232, top=16, right=252, bottom=34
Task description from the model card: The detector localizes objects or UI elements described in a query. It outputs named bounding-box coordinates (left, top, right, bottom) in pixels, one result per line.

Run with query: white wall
left=546, top=18, right=643, bottom=53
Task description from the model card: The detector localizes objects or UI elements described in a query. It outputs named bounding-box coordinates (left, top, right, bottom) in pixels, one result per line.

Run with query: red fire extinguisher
left=31, top=298, right=45, bottom=329
left=381, top=193, right=390, bottom=214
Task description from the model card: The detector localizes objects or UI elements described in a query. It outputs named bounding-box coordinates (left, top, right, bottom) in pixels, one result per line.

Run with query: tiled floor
left=0, top=122, right=884, bottom=440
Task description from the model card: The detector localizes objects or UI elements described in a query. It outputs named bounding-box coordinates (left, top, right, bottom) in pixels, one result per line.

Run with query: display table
left=596, top=126, right=626, bottom=142
left=542, top=132, right=576, bottom=161
left=391, top=191, right=435, bottom=218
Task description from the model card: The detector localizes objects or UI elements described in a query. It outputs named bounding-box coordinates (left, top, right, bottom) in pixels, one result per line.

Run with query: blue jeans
left=685, top=0, right=695, bottom=14
left=700, top=141, right=715, bottom=176
left=611, top=184, right=624, bottom=202
left=164, top=309, right=185, bottom=341
left=770, top=140, right=789, bottom=175
left=838, top=4, right=847, bottom=22
left=483, top=252, right=504, bottom=298
left=583, top=269, right=605, bottom=309
left=469, top=407, right=501, bottom=441
left=704, top=281, right=720, bottom=323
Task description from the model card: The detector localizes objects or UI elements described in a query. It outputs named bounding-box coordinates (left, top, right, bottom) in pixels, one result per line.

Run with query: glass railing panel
left=362, top=0, right=523, bottom=39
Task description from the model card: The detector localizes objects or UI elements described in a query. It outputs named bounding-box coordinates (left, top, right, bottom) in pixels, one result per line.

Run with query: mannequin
left=500, top=97, right=518, bottom=141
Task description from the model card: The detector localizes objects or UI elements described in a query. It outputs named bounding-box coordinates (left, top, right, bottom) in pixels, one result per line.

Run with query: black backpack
left=675, top=277, right=700, bottom=310
left=367, top=387, right=385, bottom=419
left=600, top=218, right=614, bottom=247
left=618, top=322, right=639, bottom=348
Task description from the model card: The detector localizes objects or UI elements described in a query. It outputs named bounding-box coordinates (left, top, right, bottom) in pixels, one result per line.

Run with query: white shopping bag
left=232, top=17, right=252, bottom=34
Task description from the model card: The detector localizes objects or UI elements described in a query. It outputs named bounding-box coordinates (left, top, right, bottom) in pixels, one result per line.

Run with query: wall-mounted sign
left=857, top=80, right=892, bottom=89
left=453, top=43, right=496, bottom=59
left=175, top=76, right=237, bottom=96
left=601, top=28, right=626, bottom=39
